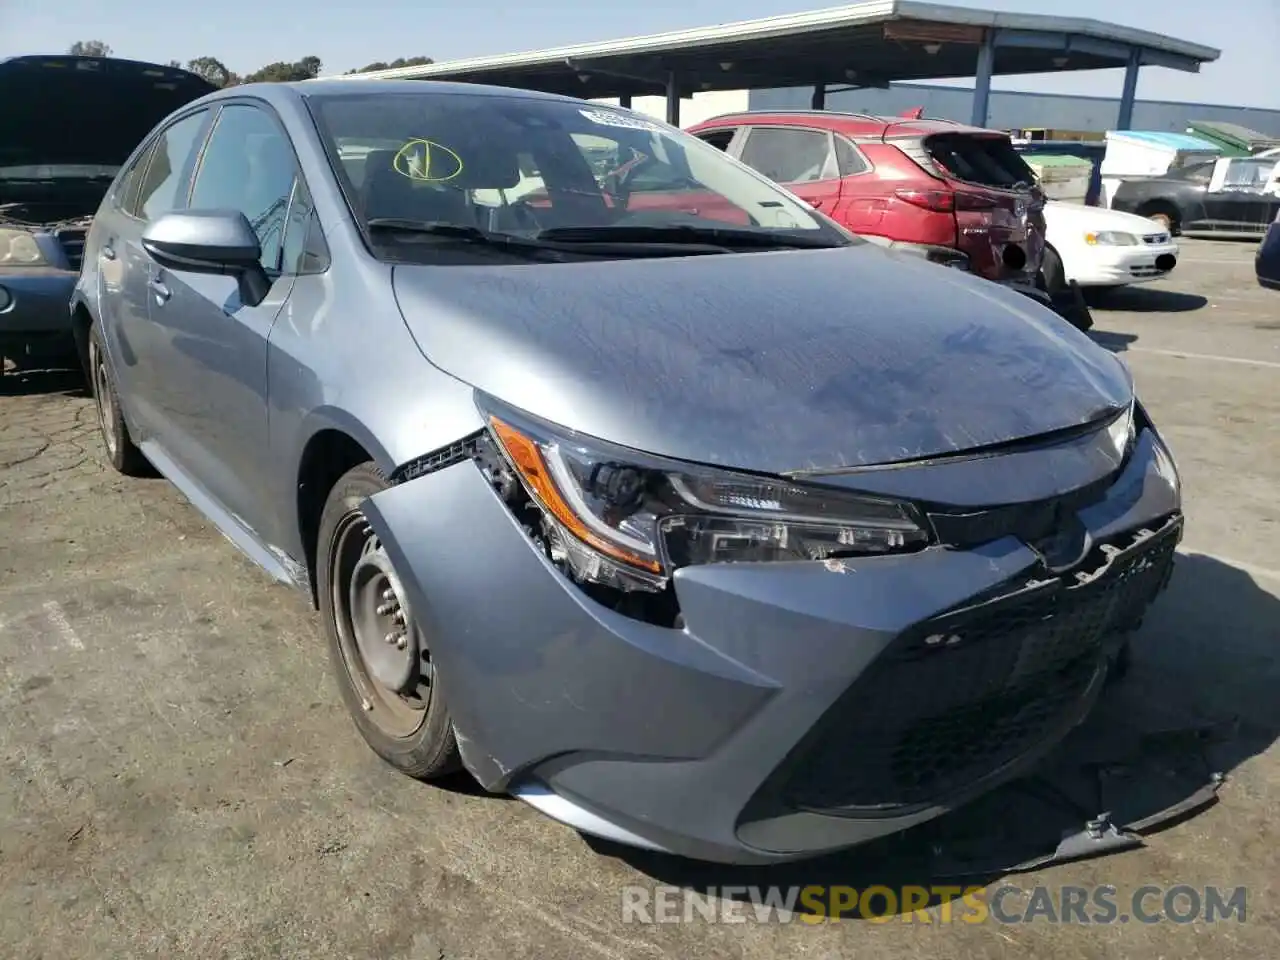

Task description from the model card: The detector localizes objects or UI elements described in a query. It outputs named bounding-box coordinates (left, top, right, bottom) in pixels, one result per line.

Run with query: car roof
left=689, top=110, right=999, bottom=139
left=291, top=77, right=588, bottom=104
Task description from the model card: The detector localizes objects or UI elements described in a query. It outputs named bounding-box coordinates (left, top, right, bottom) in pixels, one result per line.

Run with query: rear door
left=105, top=107, right=214, bottom=434
left=828, top=134, right=883, bottom=234
left=910, top=131, right=1045, bottom=281
left=734, top=126, right=843, bottom=218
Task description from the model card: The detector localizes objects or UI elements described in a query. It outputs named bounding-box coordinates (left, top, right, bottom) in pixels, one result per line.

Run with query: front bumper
left=0, top=268, right=78, bottom=340
left=1071, top=243, right=1179, bottom=287
left=364, top=426, right=1182, bottom=864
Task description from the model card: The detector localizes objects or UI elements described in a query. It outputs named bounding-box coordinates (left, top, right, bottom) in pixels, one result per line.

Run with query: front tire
left=89, top=324, right=149, bottom=476
left=318, top=462, right=461, bottom=780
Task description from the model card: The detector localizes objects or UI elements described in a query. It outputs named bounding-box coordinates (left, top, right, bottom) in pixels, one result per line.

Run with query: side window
left=694, top=128, right=737, bottom=153
left=189, top=104, right=298, bottom=272
left=114, top=141, right=156, bottom=215
left=279, top=179, right=330, bottom=276
left=738, top=128, right=836, bottom=184
left=135, top=110, right=209, bottom=222
left=835, top=137, right=870, bottom=176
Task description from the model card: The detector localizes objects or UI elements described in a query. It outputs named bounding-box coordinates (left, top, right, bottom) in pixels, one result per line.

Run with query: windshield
left=309, top=91, right=850, bottom=259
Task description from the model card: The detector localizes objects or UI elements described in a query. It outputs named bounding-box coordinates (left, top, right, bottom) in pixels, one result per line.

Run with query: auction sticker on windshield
left=579, top=108, right=662, bottom=132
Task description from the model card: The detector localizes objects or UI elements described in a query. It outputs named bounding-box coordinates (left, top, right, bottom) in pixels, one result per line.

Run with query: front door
left=1203, top=158, right=1280, bottom=233
left=143, top=102, right=301, bottom=541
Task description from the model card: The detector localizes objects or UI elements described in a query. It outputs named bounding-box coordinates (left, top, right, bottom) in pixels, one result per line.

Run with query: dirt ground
left=1, top=238, right=1277, bottom=959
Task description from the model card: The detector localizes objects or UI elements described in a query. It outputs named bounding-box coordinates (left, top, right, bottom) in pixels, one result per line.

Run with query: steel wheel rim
left=91, top=340, right=118, bottom=457
left=330, top=510, right=434, bottom=739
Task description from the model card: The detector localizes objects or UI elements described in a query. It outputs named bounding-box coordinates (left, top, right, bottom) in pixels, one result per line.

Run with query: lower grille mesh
left=779, top=517, right=1180, bottom=813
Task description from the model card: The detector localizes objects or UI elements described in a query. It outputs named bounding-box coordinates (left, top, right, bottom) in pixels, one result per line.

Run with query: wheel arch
left=294, top=411, right=396, bottom=607
left=1134, top=198, right=1183, bottom=234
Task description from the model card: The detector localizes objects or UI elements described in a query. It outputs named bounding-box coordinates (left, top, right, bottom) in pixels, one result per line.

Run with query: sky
left=2, top=0, right=1277, bottom=109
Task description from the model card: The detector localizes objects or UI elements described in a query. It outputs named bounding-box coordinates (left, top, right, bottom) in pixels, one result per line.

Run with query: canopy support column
left=1117, top=48, right=1141, bottom=130
left=970, top=29, right=995, bottom=127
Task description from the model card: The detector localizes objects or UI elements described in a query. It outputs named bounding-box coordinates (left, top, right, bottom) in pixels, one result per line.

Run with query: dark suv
left=0, top=55, right=214, bottom=372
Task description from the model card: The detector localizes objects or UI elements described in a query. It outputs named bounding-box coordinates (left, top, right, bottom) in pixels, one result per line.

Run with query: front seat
left=360, top=149, right=472, bottom=225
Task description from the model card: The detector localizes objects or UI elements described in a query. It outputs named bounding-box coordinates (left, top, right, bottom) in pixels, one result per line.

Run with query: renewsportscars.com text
left=621, top=884, right=1248, bottom=924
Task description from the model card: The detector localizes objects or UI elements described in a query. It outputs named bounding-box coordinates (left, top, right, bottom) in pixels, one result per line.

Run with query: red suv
left=686, top=111, right=1047, bottom=288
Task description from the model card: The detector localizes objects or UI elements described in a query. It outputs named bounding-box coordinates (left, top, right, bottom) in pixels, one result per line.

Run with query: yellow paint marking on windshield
left=393, top=139, right=464, bottom=182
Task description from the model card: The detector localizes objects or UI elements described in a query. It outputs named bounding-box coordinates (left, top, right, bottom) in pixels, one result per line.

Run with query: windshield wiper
left=535, top=224, right=847, bottom=249
left=366, top=218, right=734, bottom=258
left=366, top=219, right=548, bottom=248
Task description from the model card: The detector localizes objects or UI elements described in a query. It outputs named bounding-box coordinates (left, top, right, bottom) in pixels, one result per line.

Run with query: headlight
left=1084, top=231, right=1138, bottom=246
left=477, top=396, right=930, bottom=590
left=0, top=228, right=50, bottom=267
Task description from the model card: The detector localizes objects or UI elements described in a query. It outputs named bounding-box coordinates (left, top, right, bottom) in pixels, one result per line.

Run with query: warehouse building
left=748, top=83, right=1280, bottom=136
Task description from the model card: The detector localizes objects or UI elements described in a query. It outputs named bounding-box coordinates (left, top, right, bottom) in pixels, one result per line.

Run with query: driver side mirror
left=141, top=210, right=271, bottom=307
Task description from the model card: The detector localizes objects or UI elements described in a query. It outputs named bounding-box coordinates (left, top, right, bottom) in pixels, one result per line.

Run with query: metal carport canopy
left=323, top=1, right=1219, bottom=128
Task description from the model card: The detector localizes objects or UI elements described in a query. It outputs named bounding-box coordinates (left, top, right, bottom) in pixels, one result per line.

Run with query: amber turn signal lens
left=488, top=416, right=662, bottom=573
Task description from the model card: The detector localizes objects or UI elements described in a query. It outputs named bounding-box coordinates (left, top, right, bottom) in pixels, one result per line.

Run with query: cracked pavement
left=0, top=240, right=1277, bottom=959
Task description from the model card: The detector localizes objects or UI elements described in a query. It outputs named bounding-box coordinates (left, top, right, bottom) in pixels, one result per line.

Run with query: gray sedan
left=73, top=79, right=1184, bottom=865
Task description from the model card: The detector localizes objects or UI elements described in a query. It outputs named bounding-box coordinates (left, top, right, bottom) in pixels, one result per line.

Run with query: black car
left=1258, top=207, right=1280, bottom=289
left=1109, top=156, right=1280, bottom=238
left=0, top=55, right=215, bottom=371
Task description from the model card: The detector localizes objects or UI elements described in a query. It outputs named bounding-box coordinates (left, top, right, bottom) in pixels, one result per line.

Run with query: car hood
left=1045, top=200, right=1169, bottom=235
left=391, top=245, right=1133, bottom=474
left=0, top=55, right=215, bottom=170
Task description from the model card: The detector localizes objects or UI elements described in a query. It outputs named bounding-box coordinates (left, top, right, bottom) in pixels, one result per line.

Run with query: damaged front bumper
left=362, top=426, right=1181, bottom=864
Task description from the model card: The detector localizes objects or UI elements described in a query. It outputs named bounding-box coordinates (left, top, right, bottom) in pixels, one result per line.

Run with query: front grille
left=1130, top=264, right=1166, bottom=277
left=1143, top=233, right=1170, bottom=245
left=53, top=227, right=87, bottom=271
left=773, top=515, right=1181, bottom=815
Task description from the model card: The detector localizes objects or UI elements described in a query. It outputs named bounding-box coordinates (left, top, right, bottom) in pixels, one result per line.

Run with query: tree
left=347, top=55, right=433, bottom=74
left=185, top=56, right=236, bottom=87
left=68, top=40, right=112, bottom=57
left=241, top=55, right=322, bottom=84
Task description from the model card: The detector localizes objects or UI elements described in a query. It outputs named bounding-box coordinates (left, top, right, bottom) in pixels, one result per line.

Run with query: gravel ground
left=1, top=238, right=1277, bottom=959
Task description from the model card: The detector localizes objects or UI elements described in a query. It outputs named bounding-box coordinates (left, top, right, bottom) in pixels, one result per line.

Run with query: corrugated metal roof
left=319, top=0, right=1220, bottom=82
left=1104, top=130, right=1221, bottom=151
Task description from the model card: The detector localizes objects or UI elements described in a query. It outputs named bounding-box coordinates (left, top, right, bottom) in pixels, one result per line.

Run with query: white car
left=1040, top=201, right=1179, bottom=294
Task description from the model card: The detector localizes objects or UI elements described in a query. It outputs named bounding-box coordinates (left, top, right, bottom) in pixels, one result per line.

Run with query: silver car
left=73, top=79, right=1183, bottom=864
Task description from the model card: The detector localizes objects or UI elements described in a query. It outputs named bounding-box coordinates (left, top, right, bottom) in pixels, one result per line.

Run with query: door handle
left=148, top=277, right=171, bottom=304
left=809, top=199, right=826, bottom=210
left=101, top=244, right=117, bottom=261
